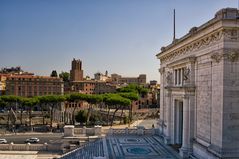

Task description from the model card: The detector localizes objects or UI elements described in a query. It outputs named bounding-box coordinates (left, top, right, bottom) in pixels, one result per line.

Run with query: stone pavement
left=106, top=135, right=181, bottom=159
left=0, top=151, right=38, bottom=159
left=59, top=134, right=182, bottom=159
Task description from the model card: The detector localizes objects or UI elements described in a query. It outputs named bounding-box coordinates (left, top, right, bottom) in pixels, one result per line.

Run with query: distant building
left=5, top=75, right=64, bottom=97
left=69, top=80, right=117, bottom=95
left=70, top=58, right=83, bottom=81
left=0, top=74, right=8, bottom=95
left=94, top=81, right=117, bottom=94
left=149, top=80, right=157, bottom=86
left=0, top=66, right=34, bottom=75
left=156, top=8, right=239, bottom=158
left=111, top=74, right=146, bottom=85
left=70, top=80, right=96, bottom=94
left=94, top=71, right=110, bottom=82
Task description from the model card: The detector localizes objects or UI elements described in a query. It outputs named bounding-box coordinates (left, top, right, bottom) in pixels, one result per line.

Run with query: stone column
left=164, top=90, right=171, bottom=144
left=180, top=95, right=190, bottom=158
left=177, top=69, right=180, bottom=85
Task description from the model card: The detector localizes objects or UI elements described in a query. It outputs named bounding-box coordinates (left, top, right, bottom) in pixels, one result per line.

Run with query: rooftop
left=156, top=8, right=239, bottom=57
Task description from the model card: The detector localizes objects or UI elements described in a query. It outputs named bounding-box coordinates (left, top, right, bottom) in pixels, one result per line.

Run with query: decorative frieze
left=223, top=29, right=239, bottom=40
left=159, top=29, right=224, bottom=63
left=159, top=28, right=239, bottom=64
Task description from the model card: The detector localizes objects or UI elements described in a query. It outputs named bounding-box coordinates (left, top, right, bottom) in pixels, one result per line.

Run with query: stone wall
left=157, top=8, right=239, bottom=159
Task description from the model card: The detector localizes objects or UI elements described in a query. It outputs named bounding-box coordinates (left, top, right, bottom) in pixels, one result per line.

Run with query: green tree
left=1, top=95, right=22, bottom=128
left=104, top=94, right=131, bottom=126
left=101, top=93, right=114, bottom=125
left=38, top=95, right=66, bottom=128
left=50, top=70, right=58, bottom=77
left=117, top=84, right=148, bottom=97
left=22, top=97, right=39, bottom=130
left=75, top=110, right=87, bottom=124
left=63, top=94, right=71, bottom=124
left=0, top=97, right=6, bottom=108
left=59, top=72, right=70, bottom=82
left=84, top=94, right=103, bottom=126
left=117, top=84, right=148, bottom=123
left=118, top=92, right=139, bottom=123
left=68, top=93, right=88, bottom=125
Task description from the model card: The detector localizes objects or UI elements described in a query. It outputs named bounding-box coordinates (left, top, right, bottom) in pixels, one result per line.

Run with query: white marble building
left=156, top=8, right=239, bottom=159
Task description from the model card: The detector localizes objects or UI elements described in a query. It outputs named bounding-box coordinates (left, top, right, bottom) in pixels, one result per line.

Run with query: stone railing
left=64, top=125, right=102, bottom=137
left=107, top=127, right=156, bottom=136
left=0, top=142, right=48, bottom=151
left=64, top=125, right=157, bottom=137
left=74, top=127, right=95, bottom=136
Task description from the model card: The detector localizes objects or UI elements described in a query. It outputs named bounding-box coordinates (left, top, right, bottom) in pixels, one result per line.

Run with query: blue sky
left=0, top=0, right=237, bottom=82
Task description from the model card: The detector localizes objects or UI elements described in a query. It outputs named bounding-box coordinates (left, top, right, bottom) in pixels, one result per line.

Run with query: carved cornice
left=159, top=28, right=239, bottom=64
left=211, top=49, right=239, bottom=63
left=164, top=85, right=196, bottom=94
left=159, top=29, right=224, bottom=63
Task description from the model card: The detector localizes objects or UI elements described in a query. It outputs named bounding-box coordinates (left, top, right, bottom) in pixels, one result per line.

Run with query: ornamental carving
left=223, top=29, right=238, bottom=40
left=225, top=51, right=239, bottom=62
left=211, top=50, right=239, bottom=63
left=159, top=28, right=239, bottom=64
left=159, top=67, right=165, bottom=75
left=166, top=71, right=173, bottom=85
left=183, top=67, right=190, bottom=81
left=211, top=53, right=223, bottom=63
left=160, top=29, right=224, bottom=63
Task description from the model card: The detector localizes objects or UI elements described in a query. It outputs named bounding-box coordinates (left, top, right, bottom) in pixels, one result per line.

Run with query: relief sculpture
left=183, top=67, right=190, bottom=81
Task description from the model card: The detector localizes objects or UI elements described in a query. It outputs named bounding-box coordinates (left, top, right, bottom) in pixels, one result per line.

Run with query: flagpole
left=173, top=9, right=176, bottom=41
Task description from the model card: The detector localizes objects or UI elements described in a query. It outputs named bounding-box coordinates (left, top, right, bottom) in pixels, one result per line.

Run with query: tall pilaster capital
left=159, top=67, right=165, bottom=75
left=183, top=94, right=189, bottom=100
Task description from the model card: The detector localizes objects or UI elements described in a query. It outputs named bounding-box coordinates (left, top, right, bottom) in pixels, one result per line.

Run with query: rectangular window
left=174, top=68, right=184, bottom=86
left=178, top=69, right=181, bottom=85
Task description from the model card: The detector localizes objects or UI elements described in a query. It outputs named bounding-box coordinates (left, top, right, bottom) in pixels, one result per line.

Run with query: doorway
left=174, top=100, right=183, bottom=150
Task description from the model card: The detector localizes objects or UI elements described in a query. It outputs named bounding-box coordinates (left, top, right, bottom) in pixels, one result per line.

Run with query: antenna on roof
left=173, top=9, right=176, bottom=41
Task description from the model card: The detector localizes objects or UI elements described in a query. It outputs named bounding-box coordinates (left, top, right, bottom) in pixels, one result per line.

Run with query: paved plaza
left=60, top=134, right=182, bottom=159
left=106, top=135, right=181, bottom=159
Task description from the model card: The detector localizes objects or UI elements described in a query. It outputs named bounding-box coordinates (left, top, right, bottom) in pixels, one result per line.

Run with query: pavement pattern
left=106, top=135, right=181, bottom=159
left=59, top=134, right=182, bottom=159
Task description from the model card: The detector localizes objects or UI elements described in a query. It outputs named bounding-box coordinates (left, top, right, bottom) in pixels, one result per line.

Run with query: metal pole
left=173, top=9, right=176, bottom=41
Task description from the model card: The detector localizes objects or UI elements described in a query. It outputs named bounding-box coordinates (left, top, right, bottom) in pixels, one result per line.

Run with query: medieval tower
left=70, top=58, right=83, bottom=81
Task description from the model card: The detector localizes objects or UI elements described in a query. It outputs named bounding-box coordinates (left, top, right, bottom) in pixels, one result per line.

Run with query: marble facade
left=156, top=8, right=239, bottom=159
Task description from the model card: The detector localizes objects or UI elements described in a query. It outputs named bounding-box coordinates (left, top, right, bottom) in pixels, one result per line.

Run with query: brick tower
left=70, top=58, right=83, bottom=81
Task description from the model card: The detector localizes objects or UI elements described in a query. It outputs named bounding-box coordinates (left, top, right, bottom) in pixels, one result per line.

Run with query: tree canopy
left=38, top=95, right=66, bottom=104
left=117, top=84, right=148, bottom=96
left=1, top=95, right=23, bottom=103
left=104, top=94, right=131, bottom=107
left=118, top=92, right=139, bottom=101
left=59, top=71, right=70, bottom=82
left=0, top=97, right=6, bottom=108
left=22, top=97, right=39, bottom=107
left=50, top=70, right=58, bottom=77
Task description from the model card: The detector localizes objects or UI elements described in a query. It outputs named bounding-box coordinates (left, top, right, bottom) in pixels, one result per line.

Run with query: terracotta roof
left=7, top=75, right=62, bottom=80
